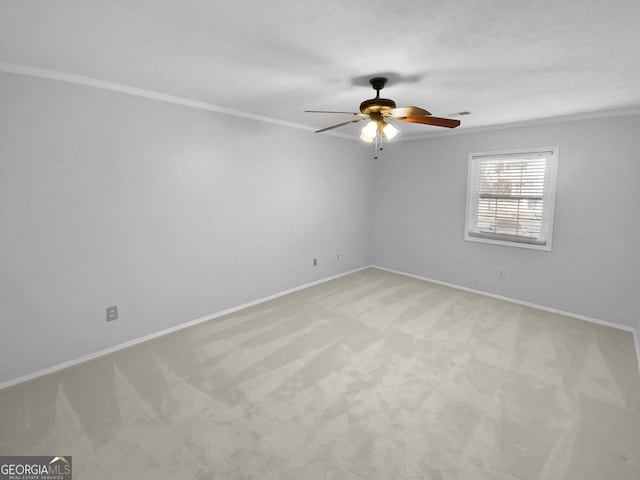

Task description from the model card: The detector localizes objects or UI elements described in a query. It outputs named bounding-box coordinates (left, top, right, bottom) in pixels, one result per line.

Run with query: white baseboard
left=0, top=266, right=371, bottom=391
left=634, top=328, right=640, bottom=376
left=373, top=265, right=633, bottom=331
left=373, top=265, right=640, bottom=375
left=4, top=264, right=638, bottom=389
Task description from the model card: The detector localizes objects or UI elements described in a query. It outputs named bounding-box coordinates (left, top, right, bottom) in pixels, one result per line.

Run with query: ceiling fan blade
left=306, top=110, right=364, bottom=115
left=389, top=106, right=431, bottom=118
left=315, top=118, right=367, bottom=133
left=397, top=115, right=461, bottom=128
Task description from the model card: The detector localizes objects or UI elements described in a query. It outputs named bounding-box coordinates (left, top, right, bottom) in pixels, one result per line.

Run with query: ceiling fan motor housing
left=360, top=97, right=396, bottom=116
left=360, top=76, right=396, bottom=116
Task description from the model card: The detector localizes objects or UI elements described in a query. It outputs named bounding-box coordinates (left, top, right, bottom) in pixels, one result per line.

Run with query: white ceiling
left=2, top=0, right=640, bottom=140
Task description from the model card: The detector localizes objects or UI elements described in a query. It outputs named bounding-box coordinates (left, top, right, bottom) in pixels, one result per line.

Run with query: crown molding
left=0, top=61, right=325, bottom=135
left=402, top=107, right=640, bottom=141
left=2, top=61, right=639, bottom=145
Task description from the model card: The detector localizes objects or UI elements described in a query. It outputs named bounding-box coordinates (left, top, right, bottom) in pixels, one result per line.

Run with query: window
left=465, top=146, right=558, bottom=250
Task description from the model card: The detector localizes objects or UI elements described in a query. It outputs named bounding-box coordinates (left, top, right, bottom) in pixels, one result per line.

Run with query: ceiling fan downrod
left=360, top=77, right=396, bottom=115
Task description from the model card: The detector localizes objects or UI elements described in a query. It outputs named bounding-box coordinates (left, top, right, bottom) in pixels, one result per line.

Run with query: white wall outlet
left=106, top=305, right=119, bottom=321
left=498, top=268, right=506, bottom=279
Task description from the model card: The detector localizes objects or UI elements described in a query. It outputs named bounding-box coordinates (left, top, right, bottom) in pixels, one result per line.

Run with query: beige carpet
left=1, top=268, right=639, bottom=479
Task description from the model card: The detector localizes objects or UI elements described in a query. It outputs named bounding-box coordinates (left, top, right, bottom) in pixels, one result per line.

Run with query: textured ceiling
left=1, top=0, right=640, bottom=140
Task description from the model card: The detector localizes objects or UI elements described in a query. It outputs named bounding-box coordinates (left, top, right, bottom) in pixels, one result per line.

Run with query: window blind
left=465, top=148, right=558, bottom=250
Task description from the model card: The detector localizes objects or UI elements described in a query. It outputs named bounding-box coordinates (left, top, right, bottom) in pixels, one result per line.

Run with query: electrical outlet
left=336, top=254, right=340, bottom=260
left=497, top=268, right=506, bottom=279
left=313, top=258, right=318, bottom=266
left=106, top=305, right=119, bottom=322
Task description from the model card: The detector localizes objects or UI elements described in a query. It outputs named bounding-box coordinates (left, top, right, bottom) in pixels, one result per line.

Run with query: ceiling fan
left=306, top=77, right=460, bottom=143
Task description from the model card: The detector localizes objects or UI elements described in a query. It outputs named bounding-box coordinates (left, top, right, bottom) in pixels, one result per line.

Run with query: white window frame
left=464, top=146, right=559, bottom=251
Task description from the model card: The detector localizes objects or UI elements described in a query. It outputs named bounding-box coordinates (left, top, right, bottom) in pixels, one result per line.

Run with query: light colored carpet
left=1, top=268, right=639, bottom=479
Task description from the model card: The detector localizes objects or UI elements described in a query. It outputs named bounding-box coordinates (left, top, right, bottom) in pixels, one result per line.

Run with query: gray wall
left=0, top=72, right=373, bottom=384
left=372, top=116, right=640, bottom=328
left=637, top=297, right=640, bottom=345
left=2, top=70, right=639, bottom=386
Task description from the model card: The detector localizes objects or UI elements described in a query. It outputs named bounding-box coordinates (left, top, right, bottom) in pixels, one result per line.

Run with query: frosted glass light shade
left=360, top=121, right=378, bottom=143
left=383, top=122, right=399, bottom=141
left=362, top=121, right=377, bottom=135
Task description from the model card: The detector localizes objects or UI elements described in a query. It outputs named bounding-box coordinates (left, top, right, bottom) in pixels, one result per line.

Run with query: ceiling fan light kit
left=359, top=119, right=399, bottom=144
left=306, top=76, right=460, bottom=148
